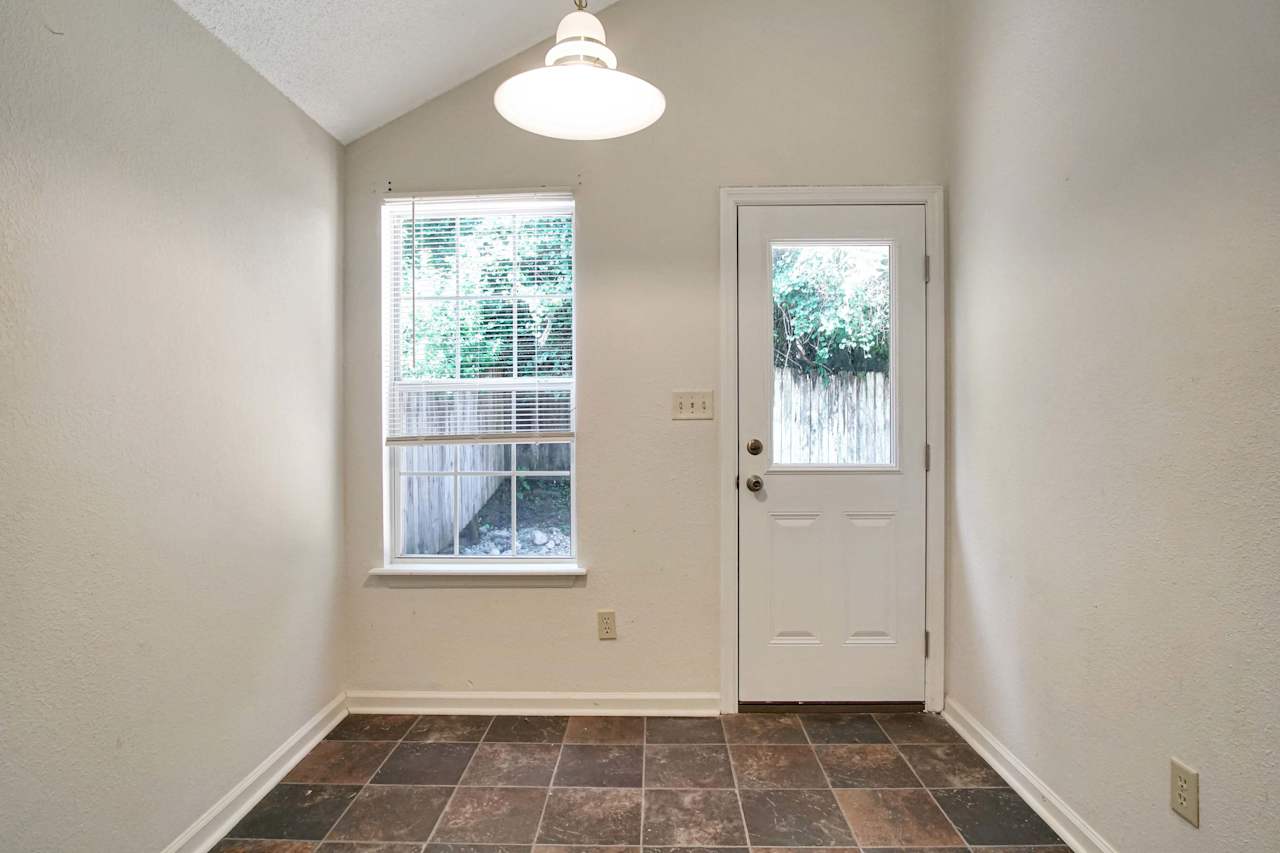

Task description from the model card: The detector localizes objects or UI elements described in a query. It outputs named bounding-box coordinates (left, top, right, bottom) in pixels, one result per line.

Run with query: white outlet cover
left=672, top=390, right=715, bottom=420
left=1170, top=757, right=1200, bottom=827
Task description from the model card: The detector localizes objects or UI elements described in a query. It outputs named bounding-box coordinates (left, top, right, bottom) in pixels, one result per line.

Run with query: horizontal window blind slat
left=387, top=431, right=575, bottom=447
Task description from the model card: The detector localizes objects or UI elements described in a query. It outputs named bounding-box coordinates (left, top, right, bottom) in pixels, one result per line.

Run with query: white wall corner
left=161, top=693, right=348, bottom=853
left=944, top=698, right=1118, bottom=853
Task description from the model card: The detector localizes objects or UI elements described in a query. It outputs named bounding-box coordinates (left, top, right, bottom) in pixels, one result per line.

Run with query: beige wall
left=946, top=1, right=1280, bottom=850
left=342, top=0, right=949, bottom=693
left=0, top=1, right=345, bottom=851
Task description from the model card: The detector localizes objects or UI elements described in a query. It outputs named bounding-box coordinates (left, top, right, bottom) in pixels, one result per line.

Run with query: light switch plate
left=673, top=390, right=714, bottom=420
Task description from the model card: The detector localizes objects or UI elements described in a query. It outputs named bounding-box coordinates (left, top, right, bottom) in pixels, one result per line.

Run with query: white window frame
left=375, top=190, right=583, bottom=583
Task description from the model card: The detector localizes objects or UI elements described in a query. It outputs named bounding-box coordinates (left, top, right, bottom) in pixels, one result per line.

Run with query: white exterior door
left=738, top=204, right=928, bottom=702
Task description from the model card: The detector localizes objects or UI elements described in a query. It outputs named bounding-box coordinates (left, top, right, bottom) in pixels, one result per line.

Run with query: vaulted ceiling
left=174, top=0, right=622, bottom=143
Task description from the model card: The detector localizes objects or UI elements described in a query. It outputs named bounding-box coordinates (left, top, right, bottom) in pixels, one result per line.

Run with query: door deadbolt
left=746, top=438, right=764, bottom=455
left=745, top=475, right=764, bottom=492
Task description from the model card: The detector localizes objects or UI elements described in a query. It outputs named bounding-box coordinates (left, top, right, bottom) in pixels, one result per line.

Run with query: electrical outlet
left=1171, top=758, right=1200, bottom=827
left=672, top=390, right=714, bottom=420
left=597, top=610, right=618, bottom=640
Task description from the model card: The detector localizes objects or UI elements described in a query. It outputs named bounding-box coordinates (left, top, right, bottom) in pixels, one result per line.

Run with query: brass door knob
left=745, top=475, right=764, bottom=492
left=746, top=438, right=764, bottom=455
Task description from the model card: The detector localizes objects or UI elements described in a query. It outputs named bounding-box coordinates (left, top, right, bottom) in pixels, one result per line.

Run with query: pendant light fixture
left=494, top=0, right=665, bottom=141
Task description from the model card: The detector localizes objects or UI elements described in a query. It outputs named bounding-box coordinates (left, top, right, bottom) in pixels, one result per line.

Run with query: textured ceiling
left=174, top=0, right=621, bottom=143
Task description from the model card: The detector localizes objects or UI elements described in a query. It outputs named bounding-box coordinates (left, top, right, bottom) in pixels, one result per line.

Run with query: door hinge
left=924, top=443, right=932, bottom=472
left=924, top=254, right=931, bottom=284
left=735, top=474, right=740, bottom=490
left=925, top=630, right=931, bottom=658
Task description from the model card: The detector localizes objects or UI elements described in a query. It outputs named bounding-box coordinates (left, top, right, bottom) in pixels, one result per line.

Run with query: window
left=383, top=194, right=575, bottom=561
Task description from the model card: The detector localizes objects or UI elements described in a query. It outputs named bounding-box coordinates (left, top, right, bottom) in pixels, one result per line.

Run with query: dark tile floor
left=215, top=712, right=1067, bottom=853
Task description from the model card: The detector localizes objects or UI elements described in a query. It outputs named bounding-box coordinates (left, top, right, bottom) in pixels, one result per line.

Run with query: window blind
left=383, top=193, right=575, bottom=445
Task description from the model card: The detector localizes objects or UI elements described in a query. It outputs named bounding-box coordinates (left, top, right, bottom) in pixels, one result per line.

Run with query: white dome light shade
left=495, top=65, right=665, bottom=141
left=494, top=5, right=665, bottom=141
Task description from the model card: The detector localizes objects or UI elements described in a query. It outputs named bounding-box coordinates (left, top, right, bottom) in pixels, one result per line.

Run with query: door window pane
left=771, top=243, right=892, bottom=465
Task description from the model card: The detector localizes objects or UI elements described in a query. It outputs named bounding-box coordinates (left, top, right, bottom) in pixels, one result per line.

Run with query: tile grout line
left=639, top=715, right=648, bottom=848
left=722, top=714, right=754, bottom=848
left=888, top=725, right=973, bottom=850
left=318, top=713, right=425, bottom=845
left=799, top=712, right=860, bottom=849
left=529, top=719, right=567, bottom=847
left=425, top=715, right=499, bottom=846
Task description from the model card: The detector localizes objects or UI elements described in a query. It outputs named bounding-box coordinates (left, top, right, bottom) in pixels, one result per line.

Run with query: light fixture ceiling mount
left=494, top=0, right=666, bottom=141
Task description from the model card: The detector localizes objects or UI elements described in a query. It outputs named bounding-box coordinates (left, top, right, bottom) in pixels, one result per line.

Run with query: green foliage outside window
left=772, top=245, right=890, bottom=377
left=396, top=214, right=574, bottom=380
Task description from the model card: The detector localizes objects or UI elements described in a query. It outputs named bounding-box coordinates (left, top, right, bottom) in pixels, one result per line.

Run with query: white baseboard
left=944, top=698, right=1117, bottom=853
left=162, top=692, right=348, bottom=853
left=345, top=689, right=722, bottom=716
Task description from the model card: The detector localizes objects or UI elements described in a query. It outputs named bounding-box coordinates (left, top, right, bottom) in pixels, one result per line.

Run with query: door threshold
left=737, top=701, right=925, bottom=714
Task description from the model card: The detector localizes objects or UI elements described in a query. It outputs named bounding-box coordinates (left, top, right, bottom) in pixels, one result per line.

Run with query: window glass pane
left=400, top=476, right=455, bottom=556
left=772, top=243, right=892, bottom=465
left=459, top=299, right=515, bottom=379
left=517, top=297, right=574, bottom=378
left=458, top=476, right=512, bottom=556
left=399, top=300, right=457, bottom=381
left=516, top=476, right=571, bottom=556
left=410, top=217, right=458, bottom=297
left=458, top=216, right=514, bottom=296
left=458, top=443, right=512, bottom=472
left=516, top=215, right=574, bottom=296
left=516, top=443, right=572, bottom=472
left=396, top=445, right=454, bottom=473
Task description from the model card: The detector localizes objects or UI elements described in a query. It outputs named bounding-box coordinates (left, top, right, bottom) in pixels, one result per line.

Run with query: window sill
left=367, top=563, right=585, bottom=588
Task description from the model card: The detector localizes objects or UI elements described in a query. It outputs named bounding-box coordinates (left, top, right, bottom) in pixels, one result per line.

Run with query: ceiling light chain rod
left=574, top=0, right=588, bottom=9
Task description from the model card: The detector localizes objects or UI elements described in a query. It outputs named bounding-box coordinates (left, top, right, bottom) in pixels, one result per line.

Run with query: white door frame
left=719, top=186, right=947, bottom=713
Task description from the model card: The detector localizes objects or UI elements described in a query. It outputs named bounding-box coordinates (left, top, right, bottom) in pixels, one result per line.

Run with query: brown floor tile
left=644, top=745, right=735, bottom=788
left=752, top=848, right=858, bottom=853
left=799, top=714, right=889, bottom=744
left=319, top=844, right=424, bottom=853
left=642, top=848, right=746, bottom=853
left=226, top=783, right=361, bottom=841
left=538, top=847, right=638, bottom=853
left=432, top=787, right=548, bottom=843
left=565, top=716, right=645, bottom=744
left=372, top=742, right=476, bottom=785
left=642, top=789, right=747, bottom=847
left=729, top=745, right=827, bottom=789
left=327, top=785, right=452, bottom=843
left=720, top=714, right=806, bottom=744
left=815, top=744, right=921, bottom=788
left=554, top=744, right=643, bottom=787
left=901, top=743, right=1006, bottom=788
left=645, top=716, right=725, bottom=744
left=973, top=848, right=1072, bottom=853
left=931, top=788, right=1063, bottom=846
left=834, top=788, right=962, bottom=848
left=327, top=715, right=418, bottom=742
left=873, top=713, right=964, bottom=744
left=427, top=846, right=531, bottom=853
left=485, top=716, right=568, bottom=743
left=405, top=715, right=494, bottom=743
left=212, top=842, right=317, bottom=853
left=538, top=787, right=643, bottom=845
left=461, top=743, right=560, bottom=786
left=739, top=789, right=855, bottom=847
left=284, top=741, right=395, bottom=785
